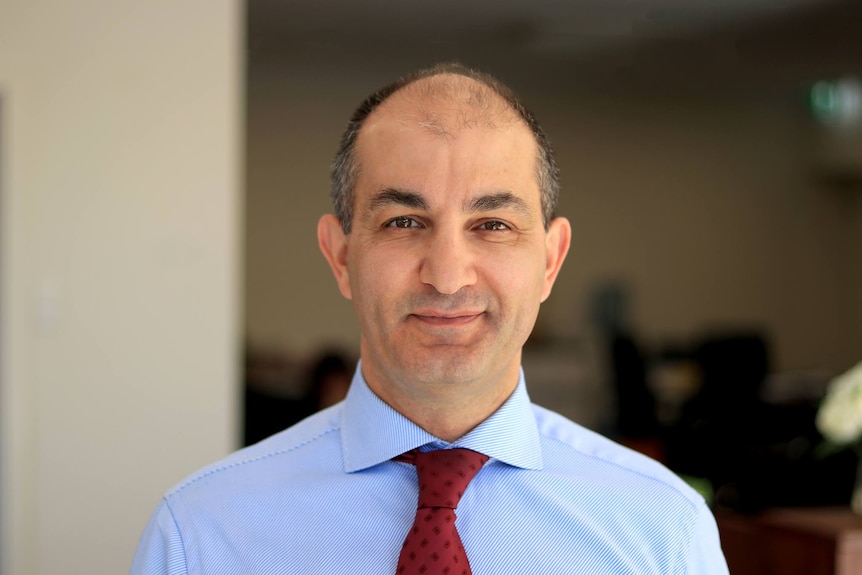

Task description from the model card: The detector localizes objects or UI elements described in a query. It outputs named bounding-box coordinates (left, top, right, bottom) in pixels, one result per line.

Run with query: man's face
left=319, top=90, right=570, bottom=406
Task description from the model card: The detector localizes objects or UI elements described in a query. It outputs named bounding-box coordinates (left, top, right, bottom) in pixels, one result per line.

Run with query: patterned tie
left=395, top=448, right=489, bottom=575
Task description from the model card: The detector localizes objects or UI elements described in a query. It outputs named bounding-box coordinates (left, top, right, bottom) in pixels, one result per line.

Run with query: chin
left=400, top=347, right=492, bottom=386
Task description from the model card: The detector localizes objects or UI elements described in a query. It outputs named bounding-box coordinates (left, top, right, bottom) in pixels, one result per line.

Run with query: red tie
left=395, top=448, right=489, bottom=575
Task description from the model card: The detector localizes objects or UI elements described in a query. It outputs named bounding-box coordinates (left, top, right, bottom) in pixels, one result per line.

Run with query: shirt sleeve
left=686, top=501, right=730, bottom=575
left=130, top=499, right=189, bottom=575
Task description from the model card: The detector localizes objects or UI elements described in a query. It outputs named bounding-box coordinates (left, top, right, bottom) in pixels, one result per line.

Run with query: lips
left=409, top=311, right=484, bottom=326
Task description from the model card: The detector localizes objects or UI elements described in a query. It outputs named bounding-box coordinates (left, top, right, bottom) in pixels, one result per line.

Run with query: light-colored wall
left=245, top=60, right=862, bottom=375
left=0, top=2, right=242, bottom=574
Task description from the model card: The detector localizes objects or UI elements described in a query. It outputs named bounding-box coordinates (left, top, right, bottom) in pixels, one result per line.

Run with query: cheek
left=348, top=253, right=403, bottom=317
left=347, top=259, right=372, bottom=308
left=486, top=250, right=547, bottom=297
left=356, top=242, right=422, bottom=287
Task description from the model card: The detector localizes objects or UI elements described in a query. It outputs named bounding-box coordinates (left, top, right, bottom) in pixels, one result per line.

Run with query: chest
left=178, top=469, right=690, bottom=574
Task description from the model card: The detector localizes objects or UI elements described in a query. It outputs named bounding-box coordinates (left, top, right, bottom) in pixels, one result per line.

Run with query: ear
left=540, top=217, right=571, bottom=302
left=317, top=214, right=353, bottom=300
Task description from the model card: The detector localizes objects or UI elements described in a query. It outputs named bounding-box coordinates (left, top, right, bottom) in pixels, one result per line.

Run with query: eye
left=478, top=220, right=510, bottom=231
left=385, top=216, right=422, bottom=229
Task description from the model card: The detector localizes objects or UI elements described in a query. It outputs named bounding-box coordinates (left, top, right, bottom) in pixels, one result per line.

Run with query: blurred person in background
left=306, top=348, right=353, bottom=410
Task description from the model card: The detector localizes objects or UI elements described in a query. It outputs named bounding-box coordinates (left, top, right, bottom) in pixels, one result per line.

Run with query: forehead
left=353, top=75, right=539, bottom=196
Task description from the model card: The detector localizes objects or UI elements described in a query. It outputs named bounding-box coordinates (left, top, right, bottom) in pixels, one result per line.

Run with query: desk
left=717, top=507, right=862, bottom=575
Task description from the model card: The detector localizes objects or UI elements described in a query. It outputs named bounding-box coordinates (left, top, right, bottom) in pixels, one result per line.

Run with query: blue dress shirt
left=131, top=364, right=729, bottom=574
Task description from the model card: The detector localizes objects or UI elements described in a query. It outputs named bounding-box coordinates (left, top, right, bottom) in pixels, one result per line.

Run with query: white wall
left=0, top=2, right=242, bottom=574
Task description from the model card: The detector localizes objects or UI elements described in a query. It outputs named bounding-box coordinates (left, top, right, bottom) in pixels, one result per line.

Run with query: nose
left=418, top=228, right=478, bottom=295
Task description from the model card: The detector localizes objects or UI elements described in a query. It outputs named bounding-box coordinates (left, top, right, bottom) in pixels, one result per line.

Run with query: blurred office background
left=1, top=0, right=861, bottom=573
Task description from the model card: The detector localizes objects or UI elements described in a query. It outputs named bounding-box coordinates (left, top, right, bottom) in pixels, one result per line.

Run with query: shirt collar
left=341, top=361, right=544, bottom=473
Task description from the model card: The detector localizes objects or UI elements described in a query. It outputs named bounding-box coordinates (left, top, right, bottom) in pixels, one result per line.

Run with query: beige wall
left=245, top=60, right=861, bottom=375
left=0, top=2, right=242, bottom=574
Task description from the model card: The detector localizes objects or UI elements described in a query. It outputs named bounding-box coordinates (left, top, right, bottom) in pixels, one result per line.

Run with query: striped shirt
left=131, top=363, right=729, bottom=574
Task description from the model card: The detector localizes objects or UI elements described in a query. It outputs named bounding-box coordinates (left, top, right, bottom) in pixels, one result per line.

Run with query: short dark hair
left=329, top=62, right=560, bottom=233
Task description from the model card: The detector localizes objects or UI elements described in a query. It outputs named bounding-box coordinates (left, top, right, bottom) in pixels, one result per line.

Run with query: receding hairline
left=364, top=73, right=525, bottom=138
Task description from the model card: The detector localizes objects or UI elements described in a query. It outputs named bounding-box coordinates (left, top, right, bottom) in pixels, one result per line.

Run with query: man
left=131, top=63, right=729, bottom=574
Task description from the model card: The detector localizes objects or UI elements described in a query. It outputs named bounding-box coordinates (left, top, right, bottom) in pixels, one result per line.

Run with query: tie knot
left=409, top=448, right=489, bottom=510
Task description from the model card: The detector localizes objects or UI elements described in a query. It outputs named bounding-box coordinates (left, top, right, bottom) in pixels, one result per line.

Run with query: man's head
left=330, top=62, right=560, bottom=234
left=318, top=64, right=570, bottom=438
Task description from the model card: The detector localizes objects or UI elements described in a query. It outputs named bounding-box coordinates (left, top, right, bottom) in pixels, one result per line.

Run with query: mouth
left=409, top=310, right=484, bottom=326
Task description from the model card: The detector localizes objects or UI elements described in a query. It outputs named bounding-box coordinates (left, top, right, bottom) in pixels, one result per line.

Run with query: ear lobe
left=540, top=217, right=571, bottom=303
left=317, top=214, right=353, bottom=300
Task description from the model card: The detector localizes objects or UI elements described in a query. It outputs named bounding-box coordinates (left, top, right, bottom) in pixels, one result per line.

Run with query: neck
left=396, top=386, right=514, bottom=442
left=362, top=363, right=520, bottom=443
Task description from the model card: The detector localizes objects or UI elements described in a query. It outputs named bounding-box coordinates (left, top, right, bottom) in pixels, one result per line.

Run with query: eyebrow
left=467, top=192, right=531, bottom=216
left=368, top=188, right=429, bottom=212
left=368, top=188, right=532, bottom=216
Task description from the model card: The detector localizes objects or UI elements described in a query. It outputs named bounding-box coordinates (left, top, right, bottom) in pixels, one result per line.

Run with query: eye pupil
left=388, top=216, right=416, bottom=229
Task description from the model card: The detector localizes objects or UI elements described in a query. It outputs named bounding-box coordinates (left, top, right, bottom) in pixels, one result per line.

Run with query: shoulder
left=164, top=404, right=343, bottom=501
left=531, top=403, right=703, bottom=508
